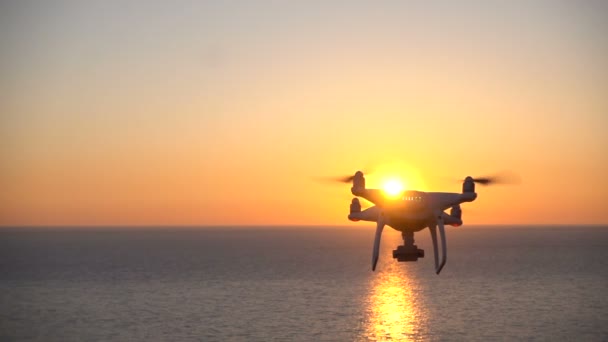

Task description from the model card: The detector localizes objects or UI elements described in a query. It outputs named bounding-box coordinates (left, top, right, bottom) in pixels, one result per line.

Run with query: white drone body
left=347, top=171, right=480, bottom=274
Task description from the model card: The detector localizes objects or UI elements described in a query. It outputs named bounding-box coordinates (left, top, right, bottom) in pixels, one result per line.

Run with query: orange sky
left=1, top=1, right=607, bottom=226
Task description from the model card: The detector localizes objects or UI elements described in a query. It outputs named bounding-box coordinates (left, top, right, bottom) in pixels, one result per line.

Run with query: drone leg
left=428, top=211, right=448, bottom=274
left=429, top=225, right=439, bottom=272
left=371, top=216, right=385, bottom=271
left=436, top=214, right=447, bottom=274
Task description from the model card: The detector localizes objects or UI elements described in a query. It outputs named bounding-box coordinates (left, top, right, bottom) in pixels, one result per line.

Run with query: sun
left=383, top=179, right=404, bottom=197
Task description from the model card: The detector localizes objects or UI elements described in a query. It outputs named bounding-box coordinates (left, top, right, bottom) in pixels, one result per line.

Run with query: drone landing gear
left=393, top=231, right=424, bottom=262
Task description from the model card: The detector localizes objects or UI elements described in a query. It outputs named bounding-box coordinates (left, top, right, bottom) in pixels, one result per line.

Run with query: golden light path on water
left=362, top=234, right=429, bottom=341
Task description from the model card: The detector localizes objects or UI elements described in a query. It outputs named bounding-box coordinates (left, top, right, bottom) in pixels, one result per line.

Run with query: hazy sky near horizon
left=1, top=1, right=607, bottom=226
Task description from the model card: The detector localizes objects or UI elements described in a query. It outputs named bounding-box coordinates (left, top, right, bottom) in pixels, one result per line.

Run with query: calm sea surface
left=1, top=226, right=607, bottom=341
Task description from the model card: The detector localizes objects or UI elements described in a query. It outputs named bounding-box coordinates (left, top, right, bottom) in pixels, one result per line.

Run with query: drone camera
left=393, top=245, right=425, bottom=262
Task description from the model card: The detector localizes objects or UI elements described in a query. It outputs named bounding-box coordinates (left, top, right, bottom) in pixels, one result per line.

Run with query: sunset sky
left=1, top=1, right=607, bottom=226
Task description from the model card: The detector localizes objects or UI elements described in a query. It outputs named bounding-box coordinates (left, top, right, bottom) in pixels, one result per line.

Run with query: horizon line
left=1, top=224, right=607, bottom=229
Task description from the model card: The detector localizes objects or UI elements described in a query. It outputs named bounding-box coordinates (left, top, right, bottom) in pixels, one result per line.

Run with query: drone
left=334, top=171, right=516, bottom=274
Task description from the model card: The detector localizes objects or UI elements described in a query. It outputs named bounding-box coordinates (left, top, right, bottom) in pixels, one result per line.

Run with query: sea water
left=1, top=226, right=607, bottom=341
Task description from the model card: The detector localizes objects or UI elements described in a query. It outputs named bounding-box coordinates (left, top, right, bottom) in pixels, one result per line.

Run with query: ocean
left=1, top=226, right=607, bottom=341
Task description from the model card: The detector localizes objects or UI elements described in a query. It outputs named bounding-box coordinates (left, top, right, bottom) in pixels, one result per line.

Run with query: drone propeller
left=312, top=175, right=355, bottom=184
left=316, top=170, right=368, bottom=184
left=332, top=175, right=357, bottom=183
left=465, top=171, right=521, bottom=186
left=470, top=177, right=496, bottom=185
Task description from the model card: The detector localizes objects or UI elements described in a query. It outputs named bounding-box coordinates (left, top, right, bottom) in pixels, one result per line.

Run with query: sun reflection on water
left=363, top=263, right=428, bottom=341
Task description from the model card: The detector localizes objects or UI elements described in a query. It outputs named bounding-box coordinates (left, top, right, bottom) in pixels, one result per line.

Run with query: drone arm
left=371, top=215, right=385, bottom=271
left=351, top=188, right=386, bottom=206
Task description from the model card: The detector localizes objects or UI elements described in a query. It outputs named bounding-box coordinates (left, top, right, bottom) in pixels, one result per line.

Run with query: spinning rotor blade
left=313, top=175, right=352, bottom=183
left=467, top=171, right=521, bottom=186
left=471, top=177, right=494, bottom=185
left=313, top=175, right=355, bottom=183
left=336, top=175, right=357, bottom=183
left=316, top=169, right=369, bottom=184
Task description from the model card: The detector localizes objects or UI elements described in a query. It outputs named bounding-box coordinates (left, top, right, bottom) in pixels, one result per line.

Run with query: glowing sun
left=383, top=179, right=404, bottom=197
